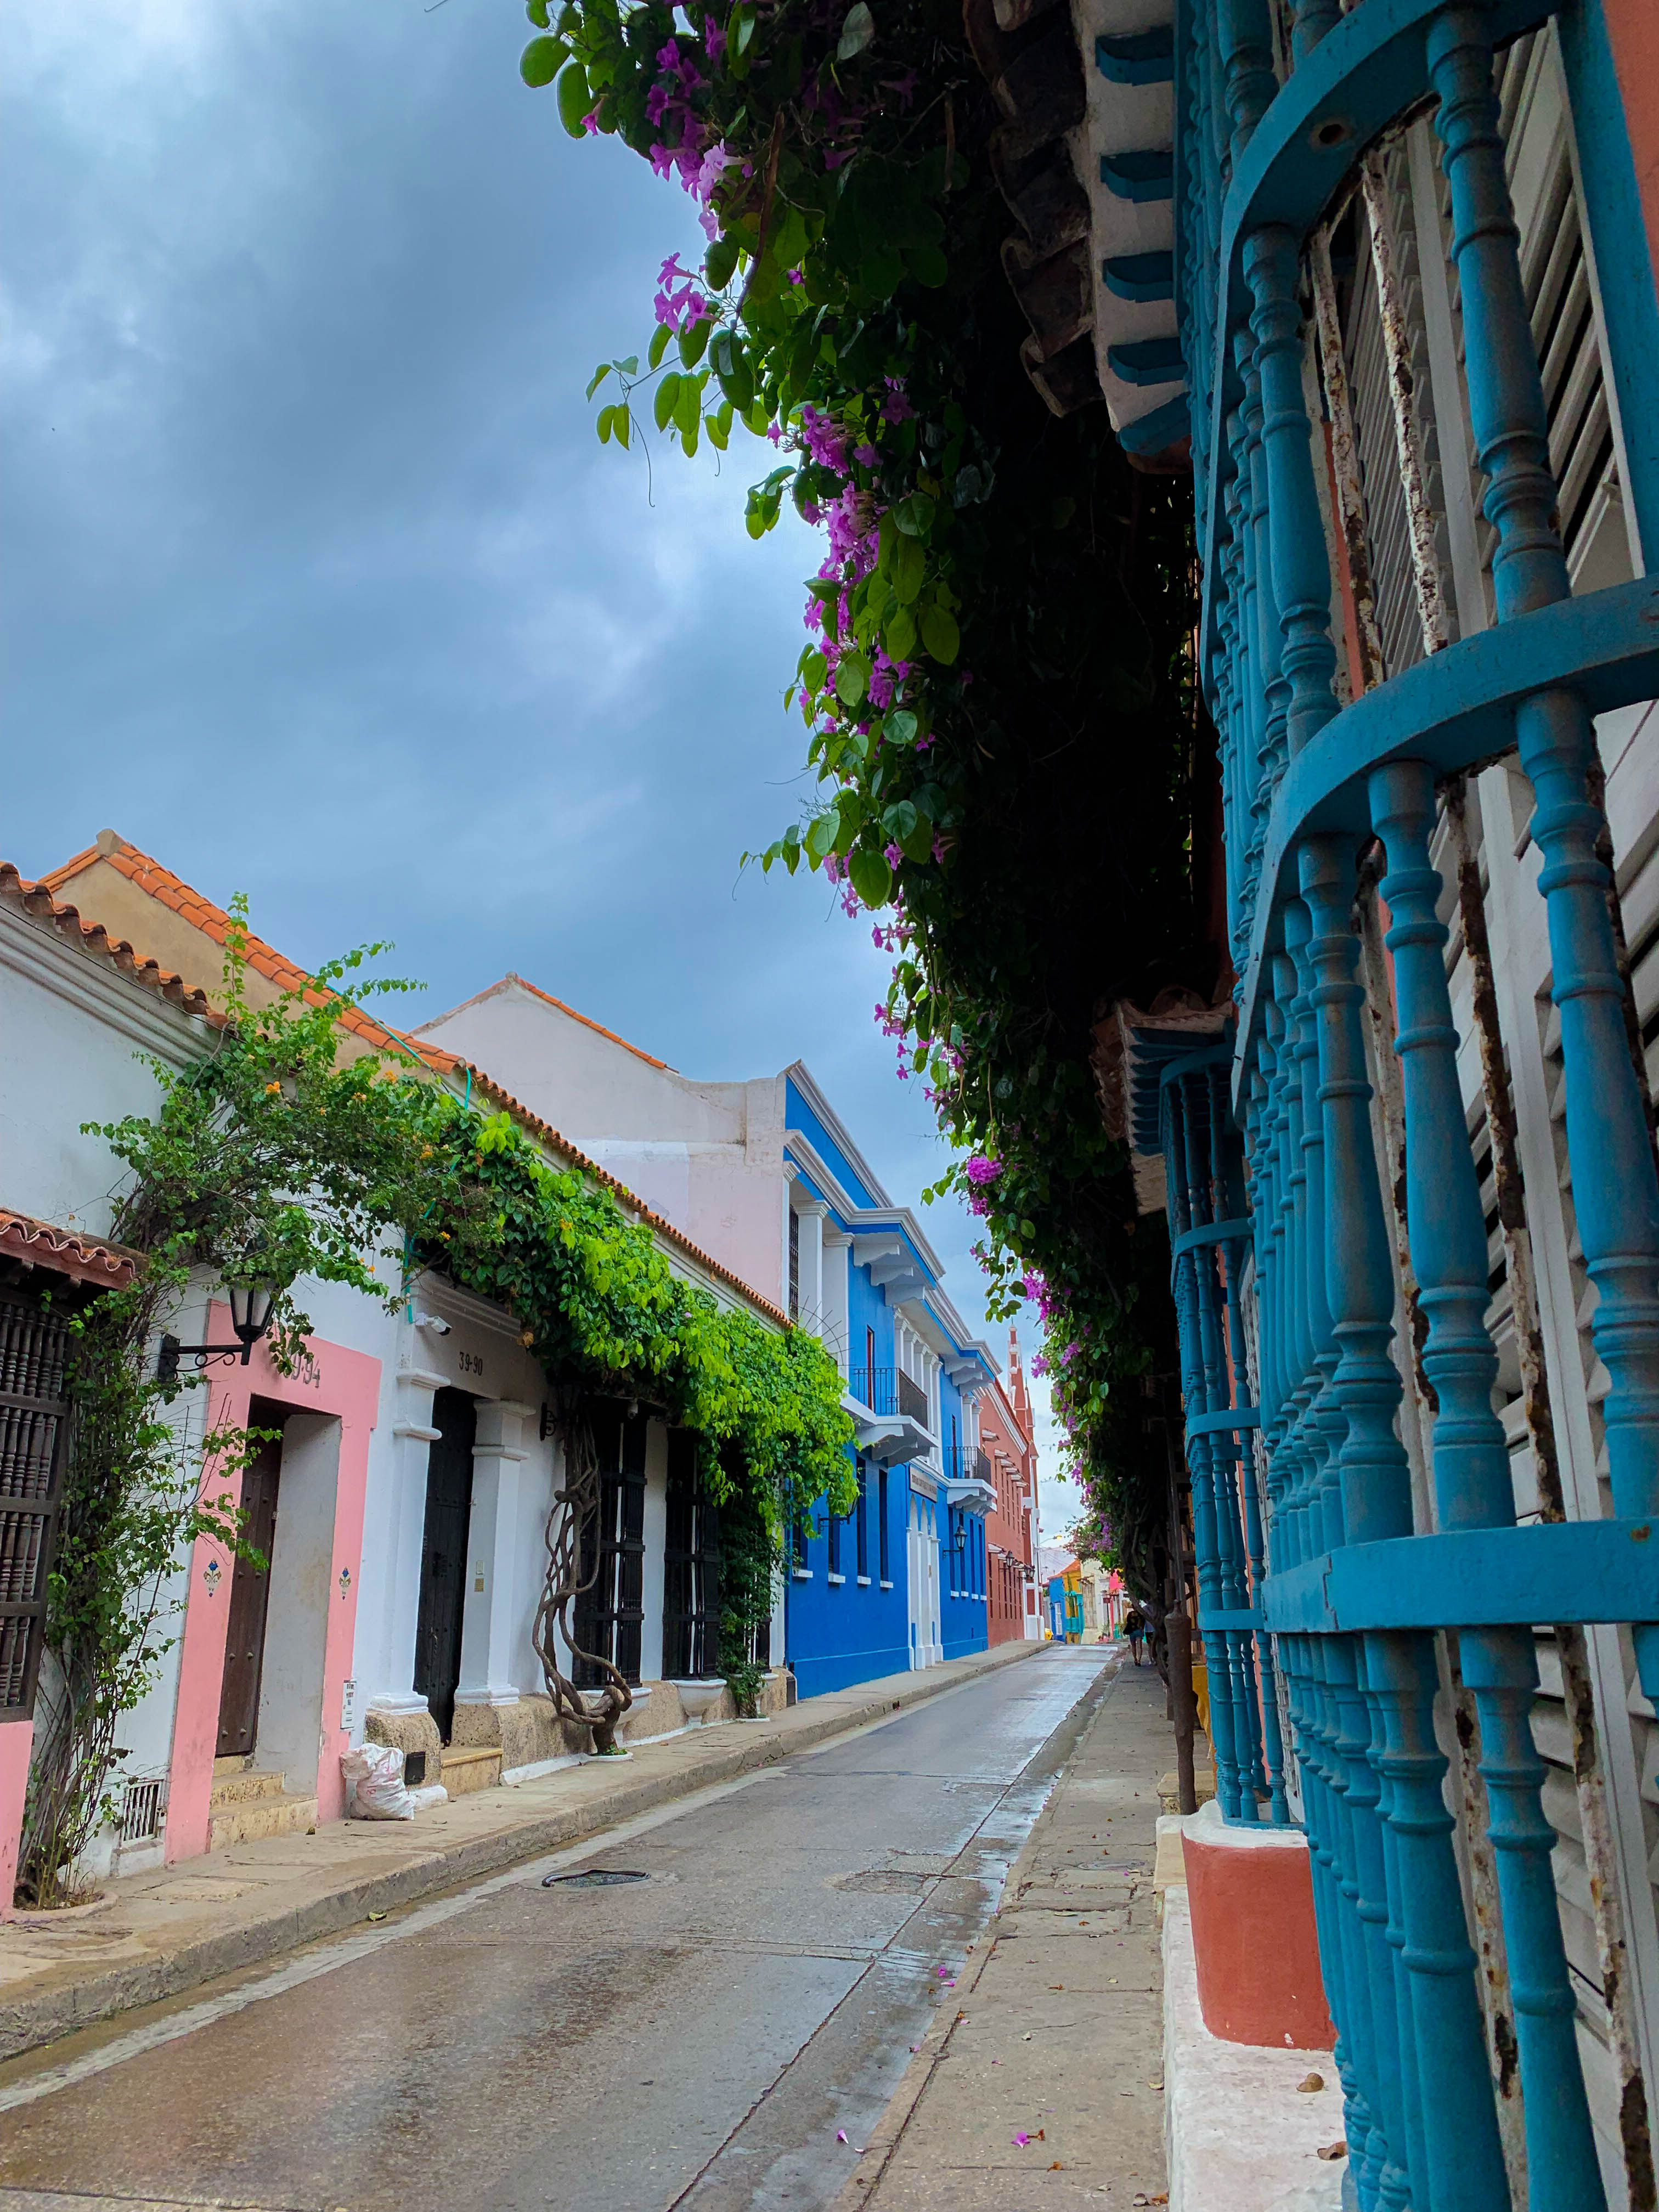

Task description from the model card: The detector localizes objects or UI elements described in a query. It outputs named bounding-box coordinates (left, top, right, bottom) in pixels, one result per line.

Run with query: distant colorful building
left=413, top=986, right=1002, bottom=1695
left=980, top=1329, right=1041, bottom=1643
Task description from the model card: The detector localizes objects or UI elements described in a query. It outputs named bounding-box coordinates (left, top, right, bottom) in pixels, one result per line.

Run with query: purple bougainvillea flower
left=837, top=2131, right=848, bottom=2144
left=1014, top=2134, right=1031, bottom=2148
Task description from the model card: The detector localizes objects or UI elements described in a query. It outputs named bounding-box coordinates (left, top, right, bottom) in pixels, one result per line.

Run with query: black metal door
left=573, top=1404, right=646, bottom=1687
left=414, top=1387, right=476, bottom=1741
left=0, top=1285, right=74, bottom=1720
left=663, top=1429, right=720, bottom=1678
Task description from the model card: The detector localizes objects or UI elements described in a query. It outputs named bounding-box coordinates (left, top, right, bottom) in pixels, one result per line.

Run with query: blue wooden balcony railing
left=1152, top=0, right=1659, bottom=2205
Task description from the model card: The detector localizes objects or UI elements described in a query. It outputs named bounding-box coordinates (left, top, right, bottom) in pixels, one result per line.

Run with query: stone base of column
left=1179, top=1798, right=1333, bottom=2049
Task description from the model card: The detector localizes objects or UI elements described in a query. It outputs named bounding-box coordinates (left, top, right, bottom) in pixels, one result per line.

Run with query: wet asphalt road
left=0, top=1648, right=1109, bottom=2212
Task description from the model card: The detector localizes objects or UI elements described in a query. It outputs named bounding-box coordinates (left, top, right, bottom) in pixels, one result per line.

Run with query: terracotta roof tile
left=44, top=833, right=459, bottom=1073
left=0, top=1208, right=142, bottom=1289
left=35, top=836, right=788, bottom=1330
left=1, top=861, right=225, bottom=1027
left=501, top=973, right=670, bottom=1070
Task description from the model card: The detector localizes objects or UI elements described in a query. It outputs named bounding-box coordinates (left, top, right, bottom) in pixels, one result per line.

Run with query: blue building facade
left=780, top=1066, right=996, bottom=1697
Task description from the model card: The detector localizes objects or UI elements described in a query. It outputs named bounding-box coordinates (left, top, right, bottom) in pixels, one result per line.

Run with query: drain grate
left=543, top=1867, right=651, bottom=1889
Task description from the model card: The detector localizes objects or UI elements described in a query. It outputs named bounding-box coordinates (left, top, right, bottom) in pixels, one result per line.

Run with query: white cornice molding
left=2, top=902, right=211, bottom=1064
left=783, top=1060, right=893, bottom=1209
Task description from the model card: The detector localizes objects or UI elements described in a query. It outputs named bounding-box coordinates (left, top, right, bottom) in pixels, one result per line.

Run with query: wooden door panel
left=216, top=1434, right=283, bottom=1760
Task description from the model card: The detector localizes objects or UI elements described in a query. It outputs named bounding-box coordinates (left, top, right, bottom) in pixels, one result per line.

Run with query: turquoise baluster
left=1429, top=0, right=1659, bottom=1702
left=1243, top=225, right=1340, bottom=762
left=1371, top=757, right=1605, bottom=2211
left=1301, top=833, right=1509, bottom=2212
left=1215, top=0, right=1276, bottom=164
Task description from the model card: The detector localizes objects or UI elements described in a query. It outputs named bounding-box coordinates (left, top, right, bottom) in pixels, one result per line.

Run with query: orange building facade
left=978, top=1329, right=1040, bottom=1645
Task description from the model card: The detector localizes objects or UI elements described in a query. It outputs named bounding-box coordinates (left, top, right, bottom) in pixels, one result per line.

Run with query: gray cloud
left=3, top=0, right=1059, bottom=1509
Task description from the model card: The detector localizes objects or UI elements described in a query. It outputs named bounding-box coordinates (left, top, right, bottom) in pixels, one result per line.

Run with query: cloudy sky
left=3, top=0, right=1077, bottom=1542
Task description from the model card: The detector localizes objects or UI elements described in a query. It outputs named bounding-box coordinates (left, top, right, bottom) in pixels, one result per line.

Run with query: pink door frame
left=164, top=1306, right=380, bottom=1863
left=0, top=1718, right=32, bottom=1919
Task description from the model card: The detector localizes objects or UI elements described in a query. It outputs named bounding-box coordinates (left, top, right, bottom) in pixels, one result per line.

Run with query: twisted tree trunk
left=531, top=1392, right=633, bottom=1755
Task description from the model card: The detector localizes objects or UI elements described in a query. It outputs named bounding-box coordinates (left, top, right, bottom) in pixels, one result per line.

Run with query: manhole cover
left=543, top=1868, right=651, bottom=1889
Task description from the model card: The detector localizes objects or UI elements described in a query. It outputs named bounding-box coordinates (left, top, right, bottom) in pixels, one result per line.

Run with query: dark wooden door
left=663, top=1430, right=720, bottom=1679
left=216, top=1430, right=283, bottom=1759
left=573, top=1404, right=646, bottom=1688
left=414, top=1387, right=476, bottom=1741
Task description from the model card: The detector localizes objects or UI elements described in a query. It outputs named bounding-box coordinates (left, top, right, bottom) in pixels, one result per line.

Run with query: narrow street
left=0, top=1650, right=1111, bottom=2212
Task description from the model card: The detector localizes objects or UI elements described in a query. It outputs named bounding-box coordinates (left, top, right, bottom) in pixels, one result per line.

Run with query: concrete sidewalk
left=837, top=1652, right=1171, bottom=2210
left=0, top=1639, right=1041, bottom=2065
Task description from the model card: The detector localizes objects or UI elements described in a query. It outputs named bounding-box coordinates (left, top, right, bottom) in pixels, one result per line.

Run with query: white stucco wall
left=414, top=981, right=789, bottom=1308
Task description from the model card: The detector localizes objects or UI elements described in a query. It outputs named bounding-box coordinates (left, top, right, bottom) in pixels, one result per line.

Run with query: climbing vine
left=527, top=0, right=1210, bottom=1601
left=419, top=1101, right=856, bottom=1732
left=23, top=914, right=854, bottom=1897
left=21, top=912, right=456, bottom=1907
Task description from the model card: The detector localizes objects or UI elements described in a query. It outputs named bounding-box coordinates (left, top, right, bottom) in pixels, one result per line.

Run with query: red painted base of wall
left=1182, top=1821, right=1335, bottom=2050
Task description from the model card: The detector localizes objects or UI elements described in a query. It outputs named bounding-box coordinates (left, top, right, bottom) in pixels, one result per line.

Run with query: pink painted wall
left=163, top=1308, right=380, bottom=1862
left=0, top=1719, right=32, bottom=1919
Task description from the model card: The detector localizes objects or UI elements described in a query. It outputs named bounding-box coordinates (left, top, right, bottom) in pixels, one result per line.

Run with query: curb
left=1, top=1639, right=1046, bottom=2066
left=831, top=1649, right=1124, bottom=2211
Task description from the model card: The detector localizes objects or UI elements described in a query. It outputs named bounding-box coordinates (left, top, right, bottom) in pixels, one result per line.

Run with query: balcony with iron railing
left=943, top=1442, right=991, bottom=1487
left=847, top=1367, right=930, bottom=1429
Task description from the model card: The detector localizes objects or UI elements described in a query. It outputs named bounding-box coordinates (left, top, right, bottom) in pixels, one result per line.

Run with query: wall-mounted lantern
left=157, top=1276, right=280, bottom=1383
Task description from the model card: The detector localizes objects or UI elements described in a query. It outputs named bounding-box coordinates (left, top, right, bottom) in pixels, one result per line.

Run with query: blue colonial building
left=780, top=1066, right=998, bottom=1695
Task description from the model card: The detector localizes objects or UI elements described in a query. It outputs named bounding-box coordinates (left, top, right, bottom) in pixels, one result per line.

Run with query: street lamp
left=157, top=1275, right=281, bottom=1383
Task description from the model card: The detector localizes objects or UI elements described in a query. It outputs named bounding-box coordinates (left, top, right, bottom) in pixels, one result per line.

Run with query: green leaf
left=586, top=362, right=612, bottom=400
left=520, top=33, right=567, bottom=85
left=893, top=493, right=935, bottom=539
left=835, top=653, right=870, bottom=708
left=526, top=0, right=550, bottom=21
left=706, top=235, right=740, bottom=291
left=556, top=61, right=592, bottom=136
left=849, top=848, right=893, bottom=907
left=679, top=314, right=711, bottom=369
left=883, top=799, right=918, bottom=843
left=893, top=531, right=926, bottom=606
left=648, top=323, right=672, bottom=370
left=706, top=410, right=729, bottom=452
left=596, top=404, right=614, bottom=444
left=837, top=1, right=874, bottom=58
left=674, top=376, right=701, bottom=438
left=901, top=813, right=934, bottom=864
left=744, top=400, right=771, bottom=437
left=806, top=813, right=839, bottom=860
left=883, top=607, right=917, bottom=664
left=907, top=242, right=949, bottom=287
left=653, top=372, right=683, bottom=433
left=802, top=650, right=828, bottom=692
left=921, top=604, right=961, bottom=664
left=885, top=708, right=918, bottom=744
left=614, top=406, right=631, bottom=451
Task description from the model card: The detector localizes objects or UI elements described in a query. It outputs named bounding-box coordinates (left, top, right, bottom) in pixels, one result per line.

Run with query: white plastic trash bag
left=342, top=1740, right=415, bottom=1821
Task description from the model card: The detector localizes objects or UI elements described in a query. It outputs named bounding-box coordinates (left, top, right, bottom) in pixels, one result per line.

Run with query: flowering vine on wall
left=524, top=0, right=1210, bottom=1603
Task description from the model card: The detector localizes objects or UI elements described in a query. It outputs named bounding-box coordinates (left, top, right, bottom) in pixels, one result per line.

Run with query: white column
left=639, top=1418, right=668, bottom=1685
left=454, top=1399, right=534, bottom=1709
left=371, top=1364, right=445, bottom=1714
left=798, top=1201, right=828, bottom=1335
left=821, top=1228, right=851, bottom=1374
left=928, top=1506, right=942, bottom=1664
left=907, top=1496, right=921, bottom=1669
